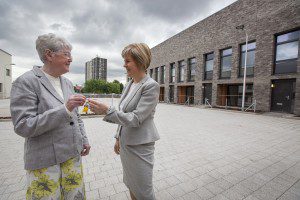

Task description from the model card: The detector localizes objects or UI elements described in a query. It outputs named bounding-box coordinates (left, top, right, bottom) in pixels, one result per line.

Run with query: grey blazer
left=10, top=66, right=89, bottom=170
left=103, top=76, right=160, bottom=145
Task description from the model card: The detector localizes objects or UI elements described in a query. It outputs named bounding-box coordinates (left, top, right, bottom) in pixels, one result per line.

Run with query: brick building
left=148, top=0, right=300, bottom=115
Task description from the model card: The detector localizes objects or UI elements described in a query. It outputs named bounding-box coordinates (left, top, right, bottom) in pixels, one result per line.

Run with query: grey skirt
left=120, top=135, right=156, bottom=200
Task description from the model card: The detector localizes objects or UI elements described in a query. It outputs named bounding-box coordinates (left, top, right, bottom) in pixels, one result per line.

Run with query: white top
left=120, top=82, right=139, bottom=110
left=43, top=72, right=64, bottom=99
left=42, top=70, right=72, bottom=116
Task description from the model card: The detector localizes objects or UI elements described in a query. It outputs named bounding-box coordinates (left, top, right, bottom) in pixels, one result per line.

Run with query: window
left=204, top=53, right=214, bottom=80
left=178, top=60, right=185, bottom=82
left=227, top=84, right=253, bottom=107
left=275, top=30, right=299, bottom=74
left=6, top=69, right=10, bottom=76
left=150, top=69, right=153, bottom=78
left=188, top=57, right=196, bottom=82
left=239, top=42, right=256, bottom=77
left=220, top=48, right=232, bottom=78
left=155, top=67, right=159, bottom=82
left=160, top=66, right=165, bottom=84
left=0, top=83, right=2, bottom=92
left=170, top=63, right=175, bottom=83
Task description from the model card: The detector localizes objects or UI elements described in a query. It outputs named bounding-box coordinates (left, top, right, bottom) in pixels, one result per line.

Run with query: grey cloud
left=50, top=23, right=63, bottom=30
left=0, top=0, right=237, bottom=84
left=132, top=0, right=216, bottom=23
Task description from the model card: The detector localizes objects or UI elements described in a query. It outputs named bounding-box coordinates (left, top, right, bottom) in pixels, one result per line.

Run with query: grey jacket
left=10, top=66, right=89, bottom=170
left=103, top=76, right=160, bottom=145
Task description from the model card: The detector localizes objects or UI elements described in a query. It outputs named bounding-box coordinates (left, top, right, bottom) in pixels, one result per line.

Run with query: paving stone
left=86, top=190, right=100, bottom=200
left=277, top=191, right=300, bottom=200
left=166, top=185, right=186, bottom=198
left=155, top=190, right=174, bottom=200
left=1, top=103, right=299, bottom=199
left=252, top=184, right=283, bottom=200
left=181, top=192, right=200, bottom=200
left=194, top=187, right=214, bottom=200
left=109, top=191, right=128, bottom=200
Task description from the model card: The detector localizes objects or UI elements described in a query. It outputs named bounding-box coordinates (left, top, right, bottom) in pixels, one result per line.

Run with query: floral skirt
left=26, top=156, right=86, bottom=200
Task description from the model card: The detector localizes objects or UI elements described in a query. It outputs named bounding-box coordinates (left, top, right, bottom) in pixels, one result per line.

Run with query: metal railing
left=204, top=98, right=212, bottom=108
left=217, top=94, right=256, bottom=112
left=158, top=94, right=257, bottom=112
left=245, top=99, right=256, bottom=112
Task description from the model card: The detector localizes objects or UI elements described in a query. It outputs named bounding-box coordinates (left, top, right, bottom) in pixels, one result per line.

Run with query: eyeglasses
left=50, top=50, right=72, bottom=58
left=57, top=51, right=72, bottom=58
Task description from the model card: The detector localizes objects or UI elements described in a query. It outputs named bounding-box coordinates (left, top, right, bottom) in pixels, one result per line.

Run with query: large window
left=275, top=30, right=299, bottom=74
left=239, top=42, right=255, bottom=77
left=149, top=69, right=153, bottom=78
left=204, top=53, right=214, bottom=80
left=160, top=66, right=165, bottom=84
left=188, top=57, right=196, bottom=82
left=6, top=69, right=10, bottom=76
left=227, top=84, right=253, bottom=107
left=170, top=63, right=175, bottom=83
left=155, top=67, right=159, bottom=82
left=178, top=60, right=185, bottom=82
left=220, top=48, right=232, bottom=78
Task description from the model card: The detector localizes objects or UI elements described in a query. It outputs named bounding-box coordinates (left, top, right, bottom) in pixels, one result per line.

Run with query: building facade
left=148, top=0, right=300, bottom=115
left=0, top=49, right=12, bottom=99
left=85, top=56, right=107, bottom=82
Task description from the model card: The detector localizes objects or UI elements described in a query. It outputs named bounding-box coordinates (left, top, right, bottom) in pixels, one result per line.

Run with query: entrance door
left=203, top=84, right=212, bottom=104
left=177, top=86, right=186, bottom=104
left=186, top=86, right=194, bottom=104
left=271, top=79, right=295, bottom=113
left=169, top=85, right=174, bottom=103
left=159, top=87, right=165, bottom=102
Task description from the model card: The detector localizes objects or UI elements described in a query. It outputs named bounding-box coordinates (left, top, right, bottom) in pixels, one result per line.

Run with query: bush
left=83, top=79, right=123, bottom=94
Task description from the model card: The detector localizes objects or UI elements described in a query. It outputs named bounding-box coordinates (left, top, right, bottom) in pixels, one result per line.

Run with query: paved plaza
left=0, top=103, right=300, bottom=200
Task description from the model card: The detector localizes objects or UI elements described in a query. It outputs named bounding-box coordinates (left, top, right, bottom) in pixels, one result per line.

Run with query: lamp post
left=236, top=25, right=248, bottom=111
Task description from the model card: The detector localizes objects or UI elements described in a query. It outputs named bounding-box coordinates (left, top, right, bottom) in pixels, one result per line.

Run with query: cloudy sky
left=0, top=0, right=237, bottom=85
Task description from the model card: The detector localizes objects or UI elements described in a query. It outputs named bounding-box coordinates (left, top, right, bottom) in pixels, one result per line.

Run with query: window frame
left=160, top=65, right=165, bottom=84
left=204, top=52, right=214, bottom=80
left=155, top=67, right=159, bottom=82
left=239, top=41, right=256, bottom=77
left=178, top=60, right=185, bottom=82
left=187, top=57, right=196, bottom=82
left=274, top=29, right=299, bottom=74
left=169, top=63, right=175, bottom=83
left=6, top=69, right=10, bottom=76
left=220, top=47, right=232, bottom=79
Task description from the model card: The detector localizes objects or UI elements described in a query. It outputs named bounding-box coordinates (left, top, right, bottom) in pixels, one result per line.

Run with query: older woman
left=89, top=43, right=160, bottom=200
left=10, top=33, right=91, bottom=200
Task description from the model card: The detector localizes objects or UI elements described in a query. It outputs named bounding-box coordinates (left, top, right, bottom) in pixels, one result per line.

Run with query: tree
left=107, top=82, right=120, bottom=94
left=83, top=79, right=122, bottom=94
left=113, top=80, right=124, bottom=93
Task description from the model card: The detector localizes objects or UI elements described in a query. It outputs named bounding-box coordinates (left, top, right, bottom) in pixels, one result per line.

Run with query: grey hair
left=36, top=33, right=72, bottom=63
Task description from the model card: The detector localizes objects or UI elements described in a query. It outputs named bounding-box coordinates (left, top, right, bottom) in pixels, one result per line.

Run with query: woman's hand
left=114, top=139, right=120, bottom=155
left=88, top=99, right=109, bottom=115
left=66, top=94, right=86, bottom=112
left=81, top=144, right=91, bottom=156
